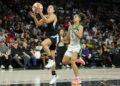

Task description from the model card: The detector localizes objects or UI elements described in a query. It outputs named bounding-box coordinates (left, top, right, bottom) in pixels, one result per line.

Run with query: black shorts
left=49, top=34, right=60, bottom=50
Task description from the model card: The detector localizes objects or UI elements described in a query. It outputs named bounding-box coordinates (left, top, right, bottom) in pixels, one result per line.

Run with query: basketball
left=32, top=2, right=43, bottom=13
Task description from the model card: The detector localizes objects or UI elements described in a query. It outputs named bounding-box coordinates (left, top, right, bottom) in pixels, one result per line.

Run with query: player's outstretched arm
left=38, top=8, right=55, bottom=24
left=69, top=22, right=83, bottom=39
left=29, top=11, right=44, bottom=27
left=61, top=27, right=70, bottom=42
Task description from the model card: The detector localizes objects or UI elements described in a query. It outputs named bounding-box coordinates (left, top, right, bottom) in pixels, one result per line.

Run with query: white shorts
left=64, top=44, right=81, bottom=58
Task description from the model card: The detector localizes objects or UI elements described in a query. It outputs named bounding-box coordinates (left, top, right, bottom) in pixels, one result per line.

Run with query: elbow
left=36, top=22, right=39, bottom=26
left=37, top=22, right=42, bottom=27
left=79, top=37, right=82, bottom=39
left=78, top=35, right=82, bottom=39
left=44, top=20, right=50, bottom=24
left=44, top=21, right=49, bottom=24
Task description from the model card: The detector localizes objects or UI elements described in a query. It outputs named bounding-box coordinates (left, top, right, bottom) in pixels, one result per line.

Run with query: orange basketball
left=32, top=2, right=43, bottom=13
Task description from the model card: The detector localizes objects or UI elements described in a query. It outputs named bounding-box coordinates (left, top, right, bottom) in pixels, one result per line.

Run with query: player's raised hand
left=29, top=11, right=36, bottom=18
left=37, top=8, right=43, bottom=14
left=68, top=22, right=72, bottom=30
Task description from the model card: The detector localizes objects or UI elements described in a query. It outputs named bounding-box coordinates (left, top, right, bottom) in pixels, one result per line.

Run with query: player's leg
left=62, top=48, right=72, bottom=65
left=62, top=55, right=71, bottom=65
left=62, top=50, right=72, bottom=69
left=51, top=50, right=56, bottom=71
left=41, top=38, right=56, bottom=68
left=71, top=52, right=78, bottom=77
left=71, top=52, right=81, bottom=83
left=76, top=48, right=85, bottom=65
left=49, top=50, right=58, bottom=84
left=41, top=38, right=52, bottom=57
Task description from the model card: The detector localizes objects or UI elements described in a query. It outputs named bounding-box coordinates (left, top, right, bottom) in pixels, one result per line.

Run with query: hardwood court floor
left=0, top=68, right=120, bottom=86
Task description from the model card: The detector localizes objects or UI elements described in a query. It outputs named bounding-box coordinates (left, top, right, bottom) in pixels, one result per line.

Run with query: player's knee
left=41, top=42, right=45, bottom=47
left=62, top=60, right=67, bottom=65
left=62, top=60, right=65, bottom=64
left=70, top=60, right=75, bottom=65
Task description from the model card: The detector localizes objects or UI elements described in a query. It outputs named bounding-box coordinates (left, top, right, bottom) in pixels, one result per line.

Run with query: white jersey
left=65, top=24, right=82, bottom=57
left=70, top=25, right=81, bottom=46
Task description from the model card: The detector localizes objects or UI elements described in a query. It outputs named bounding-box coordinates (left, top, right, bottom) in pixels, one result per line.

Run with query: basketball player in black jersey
left=30, top=5, right=59, bottom=84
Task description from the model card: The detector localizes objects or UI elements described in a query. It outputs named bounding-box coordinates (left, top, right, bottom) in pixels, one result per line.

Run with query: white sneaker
left=45, top=59, right=55, bottom=68
left=9, top=65, right=13, bottom=69
left=66, top=64, right=70, bottom=68
left=59, top=62, right=62, bottom=66
left=1, top=65, right=5, bottom=69
left=112, top=64, right=116, bottom=68
left=49, top=75, right=58, bottom=84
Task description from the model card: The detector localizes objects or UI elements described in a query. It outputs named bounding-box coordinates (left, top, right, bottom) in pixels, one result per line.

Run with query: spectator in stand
left=102, top=42, right=115, bottom=67
left=34, top=41, right=42, bottom=59
left=0, top=40, right=13, bottom=69
left=110, top=42, right=118, bottom=65
left=117, top=36, right=120, bottom=54
left=56, top=29, right=68, bottom=68
left=105, top=35, right=113, bottom=45
left=11, top=41, right=27, bottom=68
left=34, top=41, right=47, bottom=68
left=97, top=41, right=103, bottom=58
left=22, top=41, right=37, bottom=67
left=6, top=30, right=15, bottom=43
left=92, top=24, right=98, bottom=37
left=93, top=41, right=98, bottom=52
left=110, top=42, right=117, bottom=54
left=81, top=39, right=86, bottom=44
left=83, top=29, right=89, bottom=39
left=95, top=41, right=103, bottom=66
left=112, top=23, right=118, bottom=31
left=86, top=40, right=93, bottom=53
left=16, top=38, right=23, bottom=48
left=86, top=33, right=93, bottom=41
left=8, top=38, right=14, bottom=49
left=0, top=19, right=3, bottom=32
left=0, top=30, right=6, bottom=42
left=117, top=36, right=120, bottom=46
left=81, top=44, right=91, bottom=66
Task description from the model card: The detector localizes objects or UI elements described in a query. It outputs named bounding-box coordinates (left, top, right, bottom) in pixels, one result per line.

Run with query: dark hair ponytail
left=79, top=13, right=88, bottom=24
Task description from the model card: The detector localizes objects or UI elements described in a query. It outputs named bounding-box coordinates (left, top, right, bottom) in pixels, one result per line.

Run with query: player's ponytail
left=79, top=13, right=87, bottom=24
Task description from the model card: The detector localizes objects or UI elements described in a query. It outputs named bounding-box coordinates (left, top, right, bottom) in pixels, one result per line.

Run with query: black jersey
left=46, top=21, right=58, bottom=37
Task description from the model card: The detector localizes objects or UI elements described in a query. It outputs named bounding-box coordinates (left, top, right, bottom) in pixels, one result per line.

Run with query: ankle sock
left=52, top=71, right=56, bottom=75
left=49, top=56, right=53, bottom=60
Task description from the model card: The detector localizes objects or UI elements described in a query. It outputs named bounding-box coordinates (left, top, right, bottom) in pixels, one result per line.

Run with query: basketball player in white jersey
left=61, top=13, right=87, bottom=83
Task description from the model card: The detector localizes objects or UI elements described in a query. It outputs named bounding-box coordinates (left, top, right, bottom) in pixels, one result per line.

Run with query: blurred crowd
left=0, top=0, right=120, bottom=69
